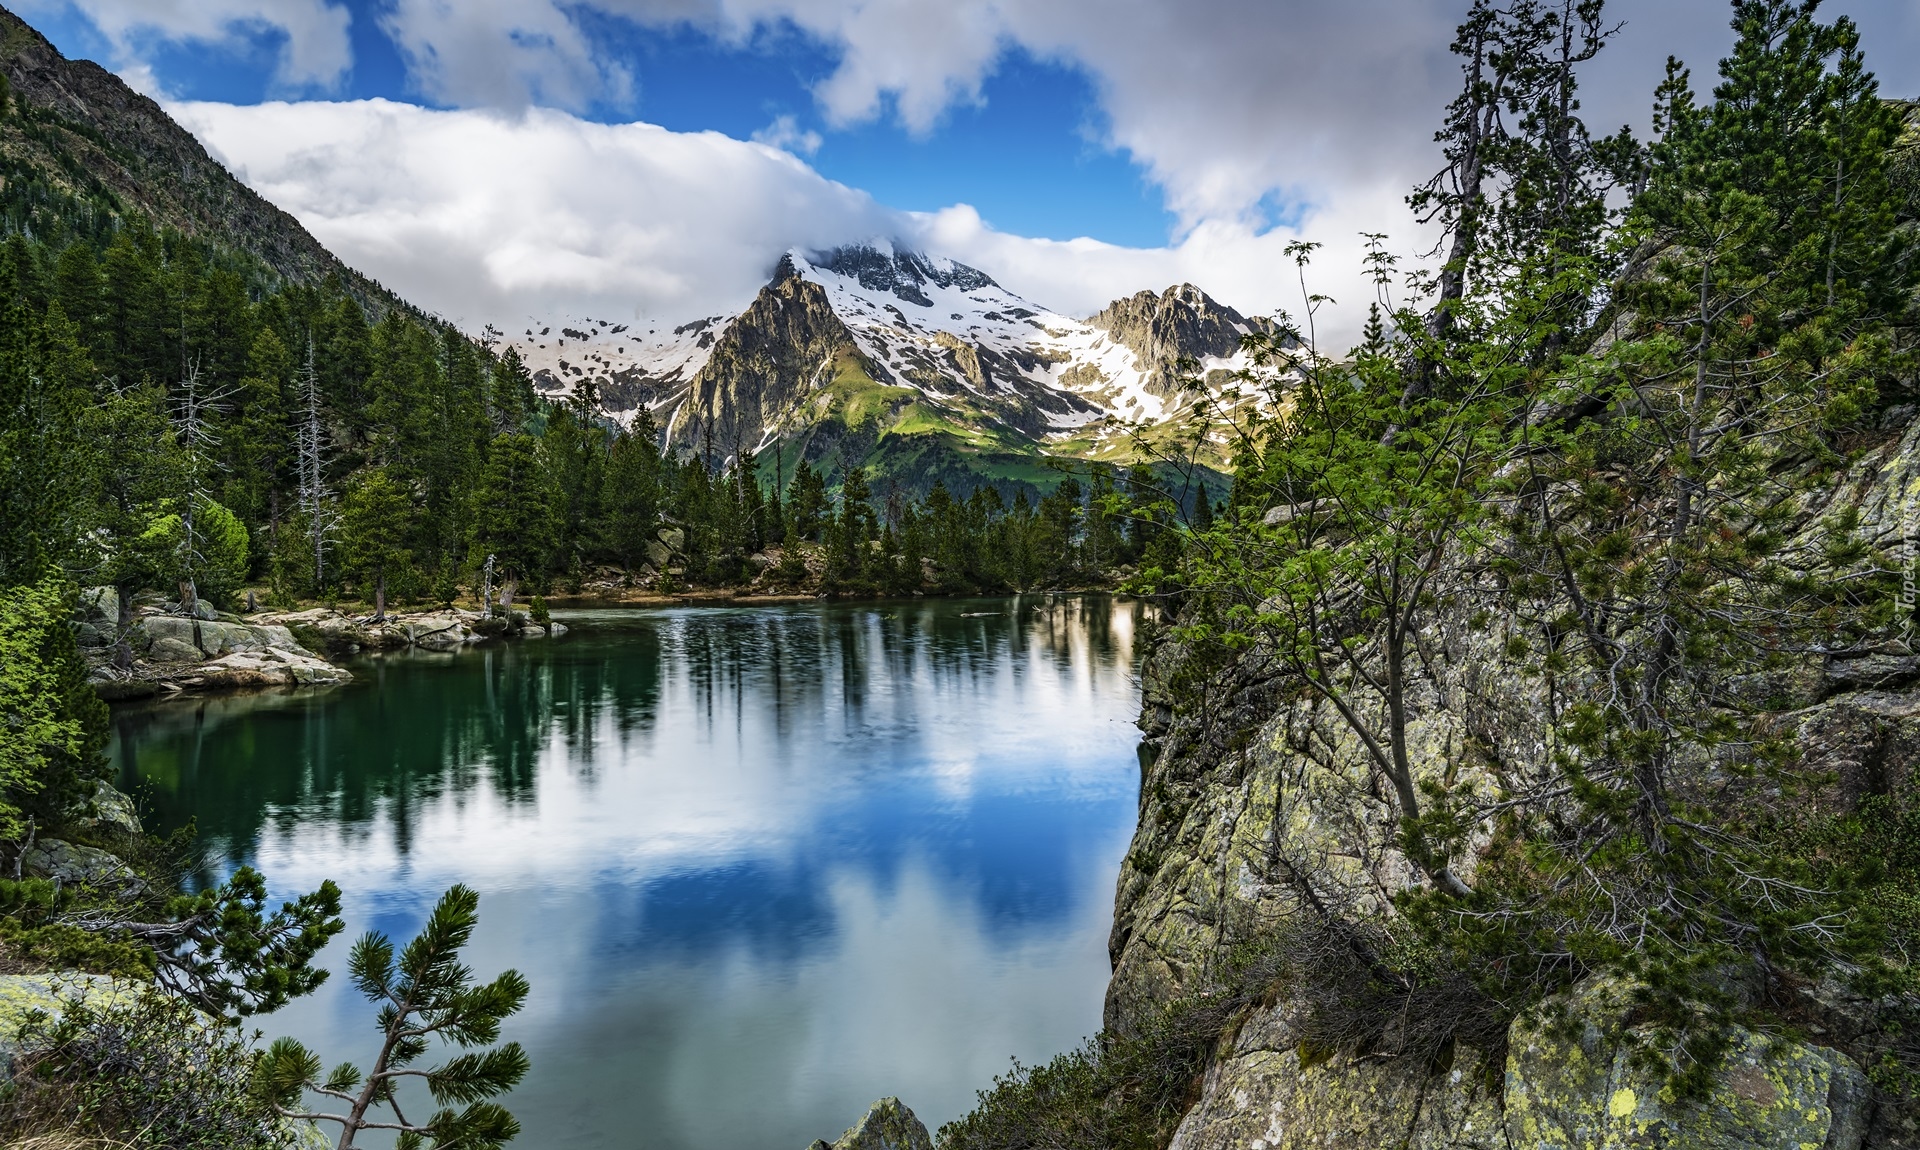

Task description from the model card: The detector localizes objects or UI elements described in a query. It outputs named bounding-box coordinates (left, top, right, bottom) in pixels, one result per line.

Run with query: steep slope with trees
left=0, top=3, right=410, bottom=315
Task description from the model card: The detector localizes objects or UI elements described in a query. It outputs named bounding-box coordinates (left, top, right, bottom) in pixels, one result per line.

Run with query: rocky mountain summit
left=511, top=241, right=1270, bottom=490
left=1088, top=284, right=1272, bottom=398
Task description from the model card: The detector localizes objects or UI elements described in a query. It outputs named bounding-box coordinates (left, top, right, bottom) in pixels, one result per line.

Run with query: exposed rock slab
left=21, top=839, right=143, bottom=897
left=1169, top=977, right=1870, bottom=1150
left=1169, top=1003, right=1505, bottom=1150
left=0, top=973, right=119, bottom=1082
left=806, top=1098, right=932, bottom=1150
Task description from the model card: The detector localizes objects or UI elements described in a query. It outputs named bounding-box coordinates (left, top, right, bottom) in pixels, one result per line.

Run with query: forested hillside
left=0, top=4, right=406, bottom=309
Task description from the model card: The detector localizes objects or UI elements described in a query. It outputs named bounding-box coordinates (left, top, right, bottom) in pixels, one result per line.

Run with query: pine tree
left=254, top=885, right=528, bottom=1150
left=472, top=434, right=552, bottom=611
left=605, top=417, right=663, bottom=575
left=168, top=361, right=238, bottom=613
left=773, top=520, right=809, bottom=587
left=787, top=459, right=828, bottom=542
left=342, top=469, right=414, bottom=621
left=1392, top=0, right=1920, bottom=1085
left=0, top=580, right=107, bottom=839
left=227, top=326, right=295, bottom=533
left=489, top=348, right=536, bottom=435
left=52, top=240, right=97, bottom=339
left=542, top=396, right=606, bottom=580
left=84, top=382, right=184, bottom=665
left=294, top=340, right=337, bottom=594
left=0, top=301, right=94, bottom=587
left=367, top=311, right=438, bottom=470
left=98, top=228, right=163, bottom=384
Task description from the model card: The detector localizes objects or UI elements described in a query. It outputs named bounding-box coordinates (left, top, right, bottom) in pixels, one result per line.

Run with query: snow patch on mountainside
left=506, top=311, right=731, bottom=417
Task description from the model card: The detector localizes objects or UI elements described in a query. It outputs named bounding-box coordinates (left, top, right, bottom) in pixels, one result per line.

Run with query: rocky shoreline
left=74, top=591, right=567, bottom=702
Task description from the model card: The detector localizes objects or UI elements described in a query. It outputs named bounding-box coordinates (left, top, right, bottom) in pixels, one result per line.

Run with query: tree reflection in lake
left=111, top=596, right=1144, bottom=1149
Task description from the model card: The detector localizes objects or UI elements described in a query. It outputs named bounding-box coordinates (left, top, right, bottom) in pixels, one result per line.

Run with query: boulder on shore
left=72, top=780, right=142, bottom=836
left=78, top=597, right=350, bottom=699
left=80, top=599, right=567, bottom=701
left=21, top=839, right=144, bottom=898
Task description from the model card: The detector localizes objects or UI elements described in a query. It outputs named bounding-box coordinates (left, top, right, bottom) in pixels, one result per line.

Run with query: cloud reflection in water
left=112, top=597, right=1143, bottom=1148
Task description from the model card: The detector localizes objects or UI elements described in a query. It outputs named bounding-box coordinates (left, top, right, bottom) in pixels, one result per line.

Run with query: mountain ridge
left=511, top=241, right=1269, bottom=492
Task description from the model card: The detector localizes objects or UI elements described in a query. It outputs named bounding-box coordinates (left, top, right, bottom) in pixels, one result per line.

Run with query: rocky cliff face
left=1088, top=285, right=1270, bottom=398
left=665, top=254, right=870, bottom=461
left=0, top=4, right=406, bottom=314
left=1110, top=412, right=1920, bottom=1147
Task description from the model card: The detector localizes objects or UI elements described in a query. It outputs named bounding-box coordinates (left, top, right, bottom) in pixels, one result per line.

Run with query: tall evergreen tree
left=342, top=469, right=414, bottom=621
left=472, top=434, right=552, bottom=610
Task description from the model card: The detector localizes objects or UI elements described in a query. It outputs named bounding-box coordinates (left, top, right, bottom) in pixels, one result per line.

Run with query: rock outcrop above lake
left=1107, top=414, right=1920, bottom=1144
left=807, top=1098, right=932, bottom=1150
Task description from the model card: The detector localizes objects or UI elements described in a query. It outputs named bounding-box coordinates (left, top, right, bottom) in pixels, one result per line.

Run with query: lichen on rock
left=21, top=838, right=143, bottom=897
left=0, top=972, right=119, bottom=1082
left=1503, top=978, right=1870, bottom=1150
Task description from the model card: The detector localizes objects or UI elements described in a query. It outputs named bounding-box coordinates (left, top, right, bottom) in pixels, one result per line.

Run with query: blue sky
left=24, top=0, right=1178, bottom=247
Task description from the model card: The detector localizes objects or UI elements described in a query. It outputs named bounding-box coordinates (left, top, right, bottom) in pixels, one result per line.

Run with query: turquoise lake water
left=108, top=597, right=1146, bottom=1149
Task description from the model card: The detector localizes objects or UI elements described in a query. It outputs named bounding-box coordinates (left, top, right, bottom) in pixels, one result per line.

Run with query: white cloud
left=750, top=112, right=823, bottom=156
left=46, top=0, right=1920, bottom=245
left=173, top=96, right=1409, bottom=348
left=174, top=99, right=894, bottom=329
left=121, top=1, right=1920, bottom=353
left=358, top=0, right=1920, bottom=223
left=375, top=0, right=634, bottom=111
left=16, top=0, right=353, bottom=90
left=358, top=0, right=1452, bottom=223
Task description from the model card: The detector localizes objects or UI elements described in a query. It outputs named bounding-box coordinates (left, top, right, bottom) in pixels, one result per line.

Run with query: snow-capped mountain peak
left=506, top=241, right=1269, bottom=482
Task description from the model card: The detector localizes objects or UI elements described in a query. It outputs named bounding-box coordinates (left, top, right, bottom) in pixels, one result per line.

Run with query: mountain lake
left=107, top=596, right=1147, bottom=1149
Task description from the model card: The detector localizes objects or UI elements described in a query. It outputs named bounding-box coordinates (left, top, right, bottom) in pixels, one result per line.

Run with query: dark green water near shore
left=109, top=597, right=1146, bottom=1149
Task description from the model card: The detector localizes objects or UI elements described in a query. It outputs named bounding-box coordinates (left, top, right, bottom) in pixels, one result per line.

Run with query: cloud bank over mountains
left=178, top=96, right=1418, bottom=334
left=26, top=0, right=1920, bottom=340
